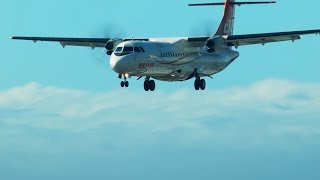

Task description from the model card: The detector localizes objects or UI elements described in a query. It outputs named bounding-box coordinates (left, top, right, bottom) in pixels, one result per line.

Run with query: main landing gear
left=144, top=77, right=156, bottom=91
left=194, top=78, right=206, bottom=90
left=193, top=70, right=206, bottom=91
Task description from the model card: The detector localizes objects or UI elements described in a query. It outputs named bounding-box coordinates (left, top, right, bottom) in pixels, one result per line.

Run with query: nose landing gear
left=119, top=74, right=129, bottom=88
left=120, top=81, right=129, bottom=88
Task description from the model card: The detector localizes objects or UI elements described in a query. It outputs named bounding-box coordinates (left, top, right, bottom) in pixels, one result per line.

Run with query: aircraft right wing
left=10, top=36, right=149, bottom=49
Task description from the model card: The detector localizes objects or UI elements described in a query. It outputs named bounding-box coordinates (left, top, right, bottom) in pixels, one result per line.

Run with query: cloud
left=0, top=79, right=320, bottom=150
left=1, top=79, right=320, bottom=180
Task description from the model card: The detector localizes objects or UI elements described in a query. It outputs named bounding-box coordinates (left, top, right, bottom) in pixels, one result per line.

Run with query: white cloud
left=0, top=79, right=320, bottom=150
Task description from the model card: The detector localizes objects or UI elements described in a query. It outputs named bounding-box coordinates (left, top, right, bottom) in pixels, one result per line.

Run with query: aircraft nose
left=110, top=56, right=128, bottom=73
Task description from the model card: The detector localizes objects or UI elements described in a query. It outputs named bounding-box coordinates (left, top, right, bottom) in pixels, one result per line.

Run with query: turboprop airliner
left=11, top=1, right=320, bottom=91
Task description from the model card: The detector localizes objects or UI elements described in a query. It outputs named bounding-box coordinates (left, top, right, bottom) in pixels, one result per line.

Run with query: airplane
left=11, top=0, right=320, bottom=91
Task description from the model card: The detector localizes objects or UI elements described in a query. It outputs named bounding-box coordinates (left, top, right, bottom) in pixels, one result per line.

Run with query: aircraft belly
left=130, top=50, right=239, bottom=82
left=150, top=62, right=226, bottom=81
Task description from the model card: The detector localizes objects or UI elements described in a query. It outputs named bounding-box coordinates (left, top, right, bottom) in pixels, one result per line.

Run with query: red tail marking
left=215, top=0, right=235, bottom=36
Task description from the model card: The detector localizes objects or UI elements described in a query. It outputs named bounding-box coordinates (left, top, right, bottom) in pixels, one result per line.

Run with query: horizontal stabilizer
left=189, top=1, right=276, bottom=6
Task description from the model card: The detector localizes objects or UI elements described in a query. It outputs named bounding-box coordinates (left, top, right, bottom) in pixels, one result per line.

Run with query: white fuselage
left=110, top=38, right=239, bottom=81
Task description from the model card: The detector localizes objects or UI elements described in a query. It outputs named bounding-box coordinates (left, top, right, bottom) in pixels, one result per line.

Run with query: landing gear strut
left=144, top=77, right=156, bottom=91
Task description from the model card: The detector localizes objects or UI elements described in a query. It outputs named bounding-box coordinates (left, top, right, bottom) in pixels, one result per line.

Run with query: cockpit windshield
left=114, top=46, right=146, bottom=56
left=123, top=47, right=134, bottom=52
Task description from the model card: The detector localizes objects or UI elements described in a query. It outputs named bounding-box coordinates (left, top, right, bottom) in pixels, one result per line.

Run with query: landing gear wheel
left=144, top=79, right=156, bottom=91
left=120, top=81, right=129, bottom=88
left=144, top=80, right=150, bottom=91
left=149, top=80, right=155, bottom=91
left=200, top=79, right=206, bottom=90
left=194, top=79, right=200, bottom=90
left=194, top=79, right=206, bottom=90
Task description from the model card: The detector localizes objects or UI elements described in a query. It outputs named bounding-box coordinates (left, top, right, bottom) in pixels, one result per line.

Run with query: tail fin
left=216, top=0, right=236, bottom=35
left=189, top=1, right=276, bottom=36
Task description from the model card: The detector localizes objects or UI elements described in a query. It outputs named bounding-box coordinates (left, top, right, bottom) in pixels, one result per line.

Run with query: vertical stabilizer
left=189, top=1, right=276, bottom=36
left=215, top=0, right=235, bottom=36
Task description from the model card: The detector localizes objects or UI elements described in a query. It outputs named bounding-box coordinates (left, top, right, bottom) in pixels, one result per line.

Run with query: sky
left=1, top=0, right=320, bottom=179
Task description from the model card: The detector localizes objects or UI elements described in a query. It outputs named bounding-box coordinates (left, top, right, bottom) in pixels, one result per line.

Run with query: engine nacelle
left=206, top=36, right=227, bottom=52
left=105, top=40, right=115, bottom=51
left=105, top=39, right=123, bottom=56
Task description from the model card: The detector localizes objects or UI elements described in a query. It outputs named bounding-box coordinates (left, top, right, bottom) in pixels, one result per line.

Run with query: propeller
left=188, top=19, right=217, bottom=37
left=188, top=19, right=218, bottom=53
left=90, top=22, right=126, bottom=64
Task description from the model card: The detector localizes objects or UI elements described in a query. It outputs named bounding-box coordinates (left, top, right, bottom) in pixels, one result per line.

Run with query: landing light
left=124, top=73, right=130, bottom=78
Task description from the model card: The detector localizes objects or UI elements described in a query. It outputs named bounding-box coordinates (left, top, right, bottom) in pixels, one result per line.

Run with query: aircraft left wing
left=226, top=29, right=320, bottom=47
left=188, top=29, right=320, bottom=48
left=10, top=36, right=149, bottom=49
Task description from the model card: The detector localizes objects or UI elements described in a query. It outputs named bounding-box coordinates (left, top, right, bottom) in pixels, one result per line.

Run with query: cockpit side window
left=134, top=47, right=142, bottom=53
left=114, top=46, right=145, bottom=56
left=115, top=47, right=123, bottom=52
left=114, top=46, right=134, bottom=56
left=139, top=47, right=145, bottom=52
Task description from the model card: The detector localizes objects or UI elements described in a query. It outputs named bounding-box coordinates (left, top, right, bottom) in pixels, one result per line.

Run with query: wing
left=226, top=29, right=320, bottom=47
left=187, top=29, right=320, bottom=48
left=11, top=29, right=320, bottom=49
left=10, top=36, right=149, bottom=49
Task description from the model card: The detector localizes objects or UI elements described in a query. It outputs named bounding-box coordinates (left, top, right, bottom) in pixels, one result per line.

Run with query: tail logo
left=224, top=19, right=234, bottom=35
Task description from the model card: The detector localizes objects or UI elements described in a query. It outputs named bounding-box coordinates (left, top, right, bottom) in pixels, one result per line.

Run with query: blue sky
left=1, top=0, right=320, bottom=179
